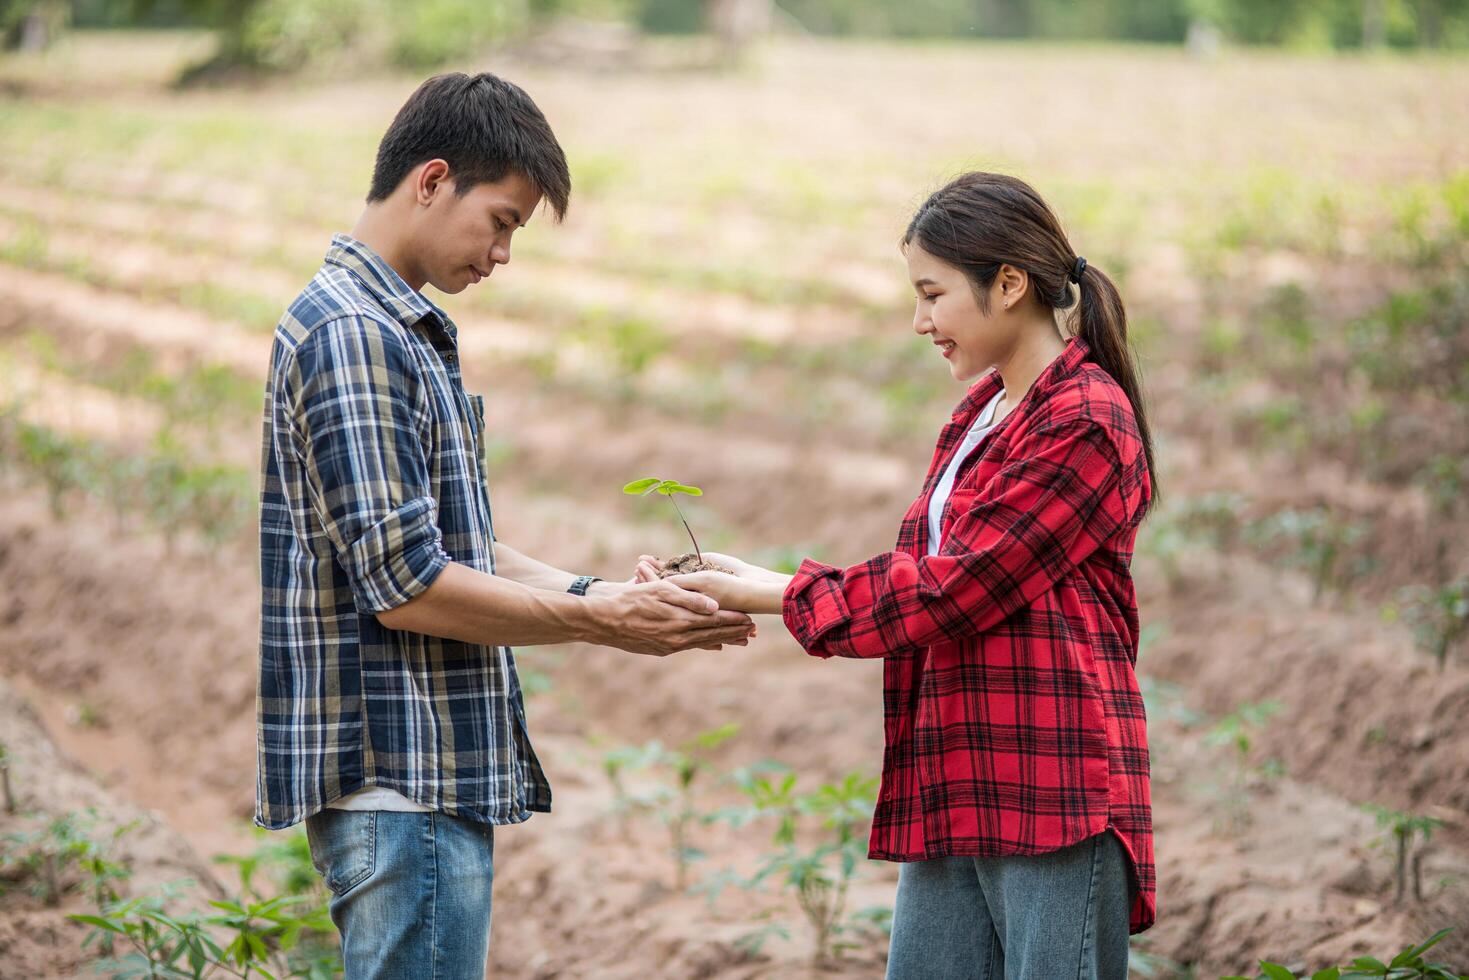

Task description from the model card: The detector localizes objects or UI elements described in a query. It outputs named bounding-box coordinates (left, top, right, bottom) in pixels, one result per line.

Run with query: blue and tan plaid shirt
left=255, top=233, right=551, bottom=830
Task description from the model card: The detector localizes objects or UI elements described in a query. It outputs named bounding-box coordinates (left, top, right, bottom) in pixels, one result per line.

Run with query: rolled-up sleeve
left=782, top=418, right=1134, bottom=659
left=285, top=315, right=451, bottom=614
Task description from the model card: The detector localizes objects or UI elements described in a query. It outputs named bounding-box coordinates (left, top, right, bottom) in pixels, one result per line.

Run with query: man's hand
left=589, top=579, right=757, bottom=657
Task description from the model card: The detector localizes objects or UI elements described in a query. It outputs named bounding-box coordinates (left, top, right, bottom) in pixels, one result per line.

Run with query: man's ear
left=414, top=159, right=453, bottom=207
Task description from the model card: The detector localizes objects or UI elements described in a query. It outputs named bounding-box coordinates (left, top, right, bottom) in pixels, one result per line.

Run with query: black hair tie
left=1068, top=255, right=1087, bottom=283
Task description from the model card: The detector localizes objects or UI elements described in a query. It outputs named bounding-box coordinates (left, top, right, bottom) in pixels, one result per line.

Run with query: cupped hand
left=663, top=570, right=783, bottom=615
left=601, top=578, right=757, bottom=657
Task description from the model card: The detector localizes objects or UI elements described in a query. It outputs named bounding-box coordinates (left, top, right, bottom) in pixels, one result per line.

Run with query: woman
left=638, top=172, right=1157, bottom=978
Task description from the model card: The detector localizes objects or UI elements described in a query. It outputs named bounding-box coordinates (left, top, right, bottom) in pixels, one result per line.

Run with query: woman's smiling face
left=906, top=243, right=1013, bottom=383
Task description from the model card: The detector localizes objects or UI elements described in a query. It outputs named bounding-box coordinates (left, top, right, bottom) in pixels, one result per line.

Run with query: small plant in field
left=75, top=887, right=341, bottom=980
left=709, top=768, right=887, bottom=966
left=622, top=476, right=730, bottom=574
left=1396, top=579, right=1469, bottom=672
left=1224, top=927, right=1462, bottom=980
left=0, top=808, right=136, bottom=908
left=1245, top=507, right=1370, bottom=604
left=0, top=741, right=14, bottom=814
left=1360, top=804, right=1445, bottom=905
left=1204, top=699, right=1283, bottom=832
left=599, top=724, right=740, bottom=890
left=212, top=827, right=323, bottom=903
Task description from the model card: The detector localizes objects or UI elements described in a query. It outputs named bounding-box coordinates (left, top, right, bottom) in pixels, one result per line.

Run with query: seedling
left=622, top=476, right=720, bottom=572
left=709, top=767, right=887, bottom=966
left=1360, top=804, right=1444, bottom=904
left=597, top=724, right=740, bottom=890
left=0, top=741, right=14, bottom=814
left=1223, top=927, right=1460, bottom=980
left=1204, top=699, right=1283, bottom=833
left=1397, top=579, right=1469, bottom=672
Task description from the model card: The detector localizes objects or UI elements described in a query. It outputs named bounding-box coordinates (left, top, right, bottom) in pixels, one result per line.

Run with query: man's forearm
left=376, top=561, right=608, bottom=646
left=491, top=541, right=587, bottom=592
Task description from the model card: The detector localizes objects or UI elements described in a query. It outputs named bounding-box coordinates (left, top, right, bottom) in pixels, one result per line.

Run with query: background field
left=0, top=23, right=1467, bottom=979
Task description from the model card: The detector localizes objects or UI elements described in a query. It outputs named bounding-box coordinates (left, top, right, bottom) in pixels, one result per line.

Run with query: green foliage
left=0, top=807, right=135, bottom=909
left=598, top=724, right=740, bottom=890
left=0, top=739, right=14, bottom=814
left=1224, top=928, right=1463, bottom=980
left=74, top=889, right=341, bottom=979
left=0, top=407, right=255, bottom=550
left=1360, top=804, right=1445, bottom=905
left=1245, top=507, right=1372, bottom=604
left=708, top=767, right=885, bottom=965
left=1203, top=699, right=1283, bottom=832
left=1396, top=578, right=1469, bottom=671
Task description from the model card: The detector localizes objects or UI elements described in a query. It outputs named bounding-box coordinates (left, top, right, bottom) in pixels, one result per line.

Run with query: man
left=255, top=71, right=754, bottom=978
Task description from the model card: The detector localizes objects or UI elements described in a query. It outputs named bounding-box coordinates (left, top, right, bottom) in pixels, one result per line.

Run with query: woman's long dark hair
left=903, top=171, right=1158, bottom=512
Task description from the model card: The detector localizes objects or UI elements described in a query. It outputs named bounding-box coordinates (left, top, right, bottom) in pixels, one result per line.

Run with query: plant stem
left=668, top=497, right=703, bottom=563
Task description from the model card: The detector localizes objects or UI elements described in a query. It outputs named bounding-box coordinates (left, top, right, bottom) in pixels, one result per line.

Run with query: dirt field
left=0, top=29, right=1467, bottom=979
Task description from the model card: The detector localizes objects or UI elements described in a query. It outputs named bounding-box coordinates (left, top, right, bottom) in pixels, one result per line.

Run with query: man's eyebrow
left=913, top=277, right=936, bottom=287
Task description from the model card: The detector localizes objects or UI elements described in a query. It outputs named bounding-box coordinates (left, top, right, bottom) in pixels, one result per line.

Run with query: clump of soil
left=655, top=553, right=736, bottom=577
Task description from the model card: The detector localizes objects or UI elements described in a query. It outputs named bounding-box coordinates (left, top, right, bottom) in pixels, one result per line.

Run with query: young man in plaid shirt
left=256, top=72, right=754, bottom=977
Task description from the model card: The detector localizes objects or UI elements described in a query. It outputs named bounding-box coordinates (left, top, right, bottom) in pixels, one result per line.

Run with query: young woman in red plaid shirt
left=640, top=172, right=1157, bottom=979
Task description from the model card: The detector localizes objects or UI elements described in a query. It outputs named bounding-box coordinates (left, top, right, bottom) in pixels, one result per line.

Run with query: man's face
left=414, top=169, right=543, bottom=295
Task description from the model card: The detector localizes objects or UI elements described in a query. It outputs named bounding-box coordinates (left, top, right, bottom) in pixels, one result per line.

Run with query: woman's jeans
left=304, top=808, right=495, bottom=979
left=885, top=828, right=1134, bottom=980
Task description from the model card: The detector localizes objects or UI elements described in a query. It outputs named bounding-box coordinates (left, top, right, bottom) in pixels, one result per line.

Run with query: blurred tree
left=2, top=0, right=68, bottom=49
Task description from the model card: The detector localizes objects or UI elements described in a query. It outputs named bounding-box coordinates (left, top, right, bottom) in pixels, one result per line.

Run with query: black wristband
left=567, top=575, right=602, bottom=596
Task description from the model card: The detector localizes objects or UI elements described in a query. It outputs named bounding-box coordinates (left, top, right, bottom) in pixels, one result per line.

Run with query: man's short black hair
left=367, top=72, right=570, bottom=220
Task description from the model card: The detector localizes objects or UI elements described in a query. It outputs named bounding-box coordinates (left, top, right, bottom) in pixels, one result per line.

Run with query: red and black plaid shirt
left=782, top=336, right=1155, bottom=934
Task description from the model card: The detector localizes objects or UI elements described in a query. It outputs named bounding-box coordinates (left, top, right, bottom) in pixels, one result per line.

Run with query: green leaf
left=665, top=483, right=703, bottom=496
left=67, top=914, right=124, bottom=933
left=622, top=478, right=660, bottom=495
left=1392, top=929, right=1453, bottom=966
left=1260, top=964, right=1299, bottom=980
left=1310, top=969, right=1341, bottom=980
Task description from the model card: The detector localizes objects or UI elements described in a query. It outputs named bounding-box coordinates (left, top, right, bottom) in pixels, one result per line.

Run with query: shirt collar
left=952, top=334, right=1091, bottom=423
left=323, top=233, right=456, bottom=341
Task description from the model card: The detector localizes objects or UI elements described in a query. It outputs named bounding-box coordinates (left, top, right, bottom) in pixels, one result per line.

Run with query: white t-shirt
left=927, top=388, right=1006, bottom=557
left=327, top=785, right=433, bottom=812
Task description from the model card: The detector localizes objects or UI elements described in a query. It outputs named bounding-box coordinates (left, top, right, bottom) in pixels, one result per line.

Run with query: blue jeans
left=304, top=808, right=495, bottom=979
left=885, top=829, right=1134, bottom=980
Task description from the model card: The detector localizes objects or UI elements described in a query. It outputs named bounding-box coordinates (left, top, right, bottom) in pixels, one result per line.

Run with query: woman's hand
left=663, top=570, right=786, bottom=615
left=634, top=552, right=788, bottom=584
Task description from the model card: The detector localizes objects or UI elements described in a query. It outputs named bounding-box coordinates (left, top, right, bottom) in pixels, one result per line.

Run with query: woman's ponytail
left=1074, top=261, right=1158, bottom=515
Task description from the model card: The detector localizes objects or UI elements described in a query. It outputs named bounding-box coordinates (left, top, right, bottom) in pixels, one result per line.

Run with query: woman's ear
left=996, top=263, right=1028, bottom=311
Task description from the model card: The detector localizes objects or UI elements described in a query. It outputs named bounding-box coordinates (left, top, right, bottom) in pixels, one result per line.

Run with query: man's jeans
left=304, top=808, right=495, bottom=979
left=885, top=828, right=1134, bottom=980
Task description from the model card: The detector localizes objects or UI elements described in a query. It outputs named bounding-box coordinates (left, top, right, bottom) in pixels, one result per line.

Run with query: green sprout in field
left=1204, top=699, right=1283, bottom=833
left=707, top=767, right=889, bottom=967
left=0, top=741, right=14, bottom=814
left=1394, top=578, right=1469, bottom=672
left=0, top=807, right=135, bottom=910
left=1224, top=927, right=1461, bottom=980
left=71, top=828, right=343, bottom=978
left=622, top=476, right=708, bottom=566
left=1360, top=804, right=1445, bottom=905
left=597, top=723, right=740, bottom=890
